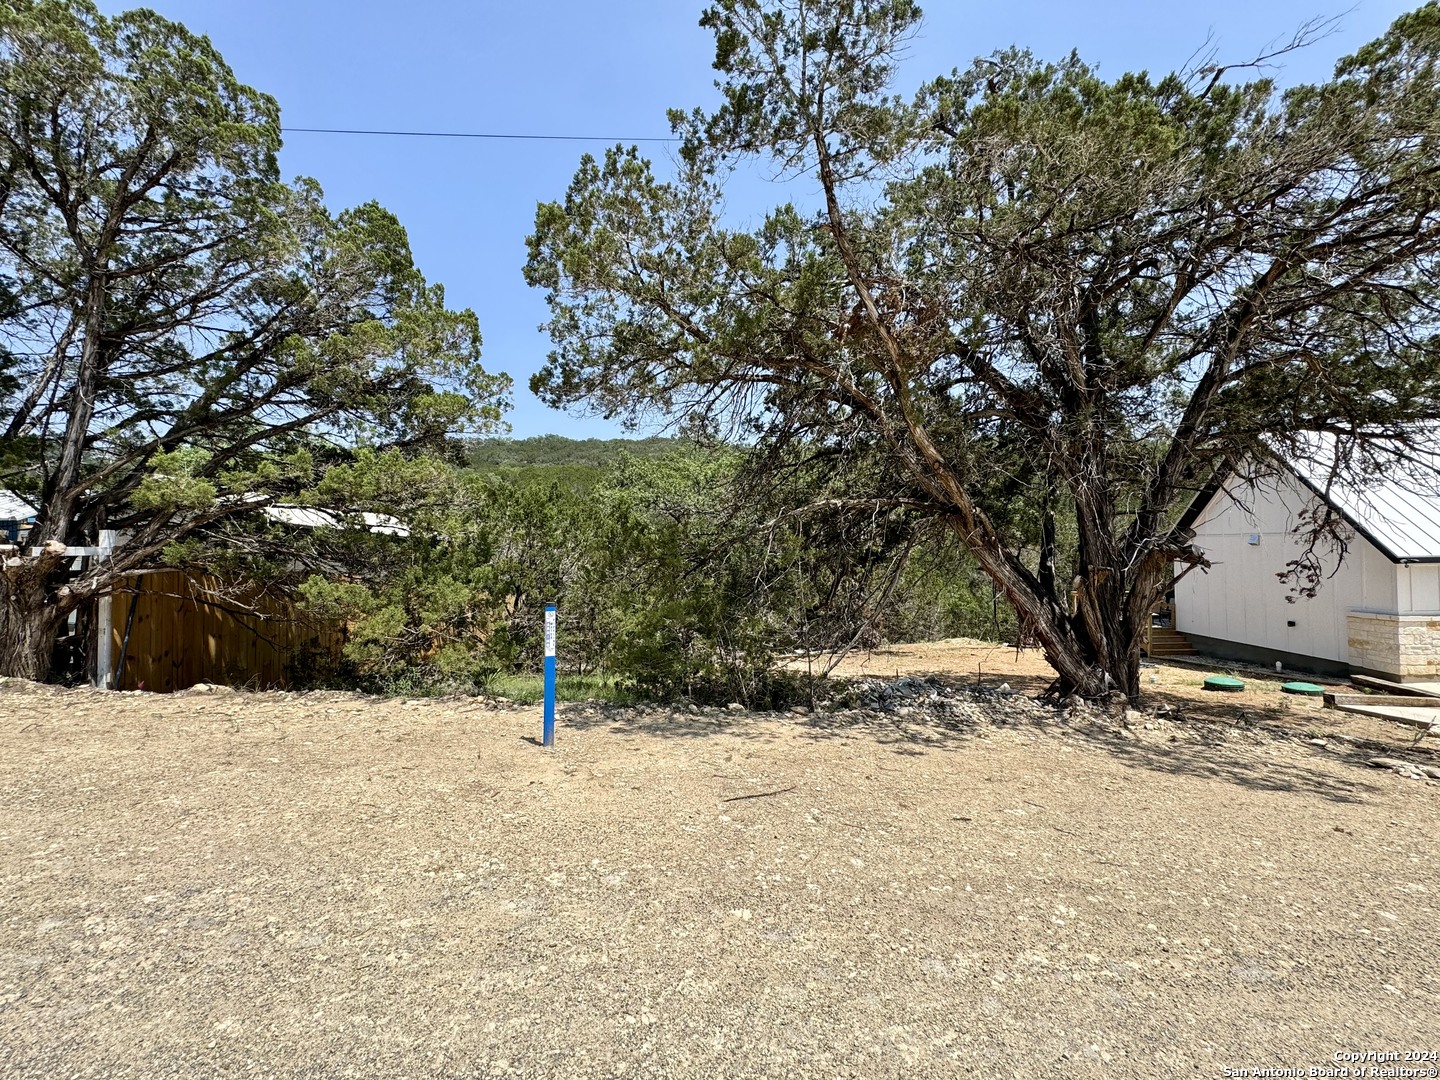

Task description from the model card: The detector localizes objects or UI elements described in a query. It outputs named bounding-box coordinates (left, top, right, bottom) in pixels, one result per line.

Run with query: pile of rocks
left=832, top=674, right=1058, bottom=729
left=1367, top=756, right=1440, bottom=782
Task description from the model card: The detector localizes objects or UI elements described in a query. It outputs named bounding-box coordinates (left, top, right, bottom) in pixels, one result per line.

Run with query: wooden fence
left=106, top=571, right=344, bottom=693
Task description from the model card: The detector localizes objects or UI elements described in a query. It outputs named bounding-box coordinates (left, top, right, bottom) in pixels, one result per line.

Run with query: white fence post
left=94, top=530, right=115, bottom=689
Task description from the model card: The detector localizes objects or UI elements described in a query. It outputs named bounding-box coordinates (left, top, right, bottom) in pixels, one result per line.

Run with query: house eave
left=1174, top=453, right=1440, bottom=566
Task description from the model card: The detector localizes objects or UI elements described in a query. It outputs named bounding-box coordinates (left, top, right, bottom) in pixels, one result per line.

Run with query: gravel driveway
left=1, top=678, right=1436, bottom=1079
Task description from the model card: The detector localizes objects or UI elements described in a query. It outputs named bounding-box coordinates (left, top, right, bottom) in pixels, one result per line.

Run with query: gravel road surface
left=1, top=678, right=1436, bottom=1079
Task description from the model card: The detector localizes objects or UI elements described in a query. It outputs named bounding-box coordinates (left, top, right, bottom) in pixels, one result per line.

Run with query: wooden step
left=1145, top=627, right=1197, bottom=657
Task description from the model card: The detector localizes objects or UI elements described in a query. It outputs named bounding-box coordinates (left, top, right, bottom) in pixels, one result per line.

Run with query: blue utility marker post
left=542, top=603, right=557, bottom=748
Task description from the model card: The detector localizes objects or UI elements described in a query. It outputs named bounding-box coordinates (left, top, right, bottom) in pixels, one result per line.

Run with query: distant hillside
left=462, top=434, right=686, bottom=470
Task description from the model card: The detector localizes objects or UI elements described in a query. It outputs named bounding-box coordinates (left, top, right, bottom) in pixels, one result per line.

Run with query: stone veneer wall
left=1347, top=612, right=1440, bottom=681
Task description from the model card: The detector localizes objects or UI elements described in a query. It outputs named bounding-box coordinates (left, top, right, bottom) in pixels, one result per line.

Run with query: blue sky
left=98, top=0, right=1419, bottom=439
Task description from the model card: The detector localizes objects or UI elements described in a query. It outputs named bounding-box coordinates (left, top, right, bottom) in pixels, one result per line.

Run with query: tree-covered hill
left=462, top=434, right=684, bottom=470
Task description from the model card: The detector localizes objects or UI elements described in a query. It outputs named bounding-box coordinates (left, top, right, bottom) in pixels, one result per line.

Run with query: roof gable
left=1179, top=436, right=1440, bottom=563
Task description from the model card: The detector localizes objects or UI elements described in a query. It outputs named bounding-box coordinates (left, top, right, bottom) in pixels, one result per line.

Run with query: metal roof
left=0, top=491, right=37, bottom=520
left=1285, top=434, right=1440, bottom=562
left=262, top=504, right=410, bottom=537
left=0, top=492, right=410, bottom=537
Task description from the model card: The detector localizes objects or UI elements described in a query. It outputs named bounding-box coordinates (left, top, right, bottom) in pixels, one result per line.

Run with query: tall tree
left=525, top=0, right=1440, bottom=702
left=0, top=0, right=508, bottom=680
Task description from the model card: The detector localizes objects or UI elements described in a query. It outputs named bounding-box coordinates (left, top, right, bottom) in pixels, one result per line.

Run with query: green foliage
left=131, top=449, right=218, bottom=512
left=524, top=0, right=1440, bottom=700
left=585, top=447, right=782, bottom=703
left=463, top=434, right=684, bottom=469
left=483, top=673, right=636, bottom=706
left=0, top=0, right=510, bottom=680
left=884, top=542, right=1024, bottom=645
left=289, top=438, right=1016, bottom=705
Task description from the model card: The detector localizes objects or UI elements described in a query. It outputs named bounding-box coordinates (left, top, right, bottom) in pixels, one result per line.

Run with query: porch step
left=1146, top=628, right=1196, bottom=657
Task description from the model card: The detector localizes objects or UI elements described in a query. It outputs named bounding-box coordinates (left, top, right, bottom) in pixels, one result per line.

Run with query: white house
left=1173, top=445, right=1440, bottom=682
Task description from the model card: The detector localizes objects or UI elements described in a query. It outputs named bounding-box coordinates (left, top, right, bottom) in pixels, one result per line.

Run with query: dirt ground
left=1, top=646, right=1438, bottom=1080
left=826, top=638, right=1440, bottom=750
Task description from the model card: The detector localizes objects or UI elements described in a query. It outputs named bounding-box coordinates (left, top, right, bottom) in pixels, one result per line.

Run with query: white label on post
left=544, top=608, right=556, bottom=658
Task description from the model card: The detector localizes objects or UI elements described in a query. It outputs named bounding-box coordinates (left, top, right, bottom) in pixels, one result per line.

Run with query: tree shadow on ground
left=1046, top=721, right=1383, bottom=805
left=553, top=687, right=1423, bottom=806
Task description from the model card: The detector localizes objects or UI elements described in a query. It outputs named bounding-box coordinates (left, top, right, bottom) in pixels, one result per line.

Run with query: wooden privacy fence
left=106, top=571, right=344, bottom=693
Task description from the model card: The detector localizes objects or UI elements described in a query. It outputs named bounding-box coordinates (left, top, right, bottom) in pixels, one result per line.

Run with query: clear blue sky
left=98, top=0, right=1419, bottom=439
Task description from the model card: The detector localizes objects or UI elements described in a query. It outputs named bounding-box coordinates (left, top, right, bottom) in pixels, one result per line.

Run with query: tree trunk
left=0, top=541, right=73, bottom=682
left=1071, top=572, right=1146, bottom=702
left=950, top=516, right=1159, bottom=705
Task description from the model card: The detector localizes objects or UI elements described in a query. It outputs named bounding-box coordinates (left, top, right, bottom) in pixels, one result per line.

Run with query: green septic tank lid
left=1281, top=681, right=1325, bottom=696
left=1203, top=675, right=1246, bottom=692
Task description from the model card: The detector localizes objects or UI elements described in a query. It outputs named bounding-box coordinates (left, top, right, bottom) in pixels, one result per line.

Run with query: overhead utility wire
left=283, top=126, right=676, bottom=142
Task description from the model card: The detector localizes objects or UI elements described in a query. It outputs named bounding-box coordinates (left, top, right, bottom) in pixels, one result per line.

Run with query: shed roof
left=262, top=504, right=410, bottom=537
left=0, top=491, right=37, bottom=520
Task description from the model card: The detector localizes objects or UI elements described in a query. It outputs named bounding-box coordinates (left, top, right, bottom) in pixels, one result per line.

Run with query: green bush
left=289, top=438, right=1035, bottom=702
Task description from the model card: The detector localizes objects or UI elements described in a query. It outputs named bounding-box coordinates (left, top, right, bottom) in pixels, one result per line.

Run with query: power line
left=282, top=126, right=676, bottom=143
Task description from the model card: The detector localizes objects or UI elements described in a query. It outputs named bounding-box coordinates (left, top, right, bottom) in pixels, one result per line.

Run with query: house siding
left=1174, top=470, right=1398, bottom=669
left=1397, top=562, right=1440, bottom=615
